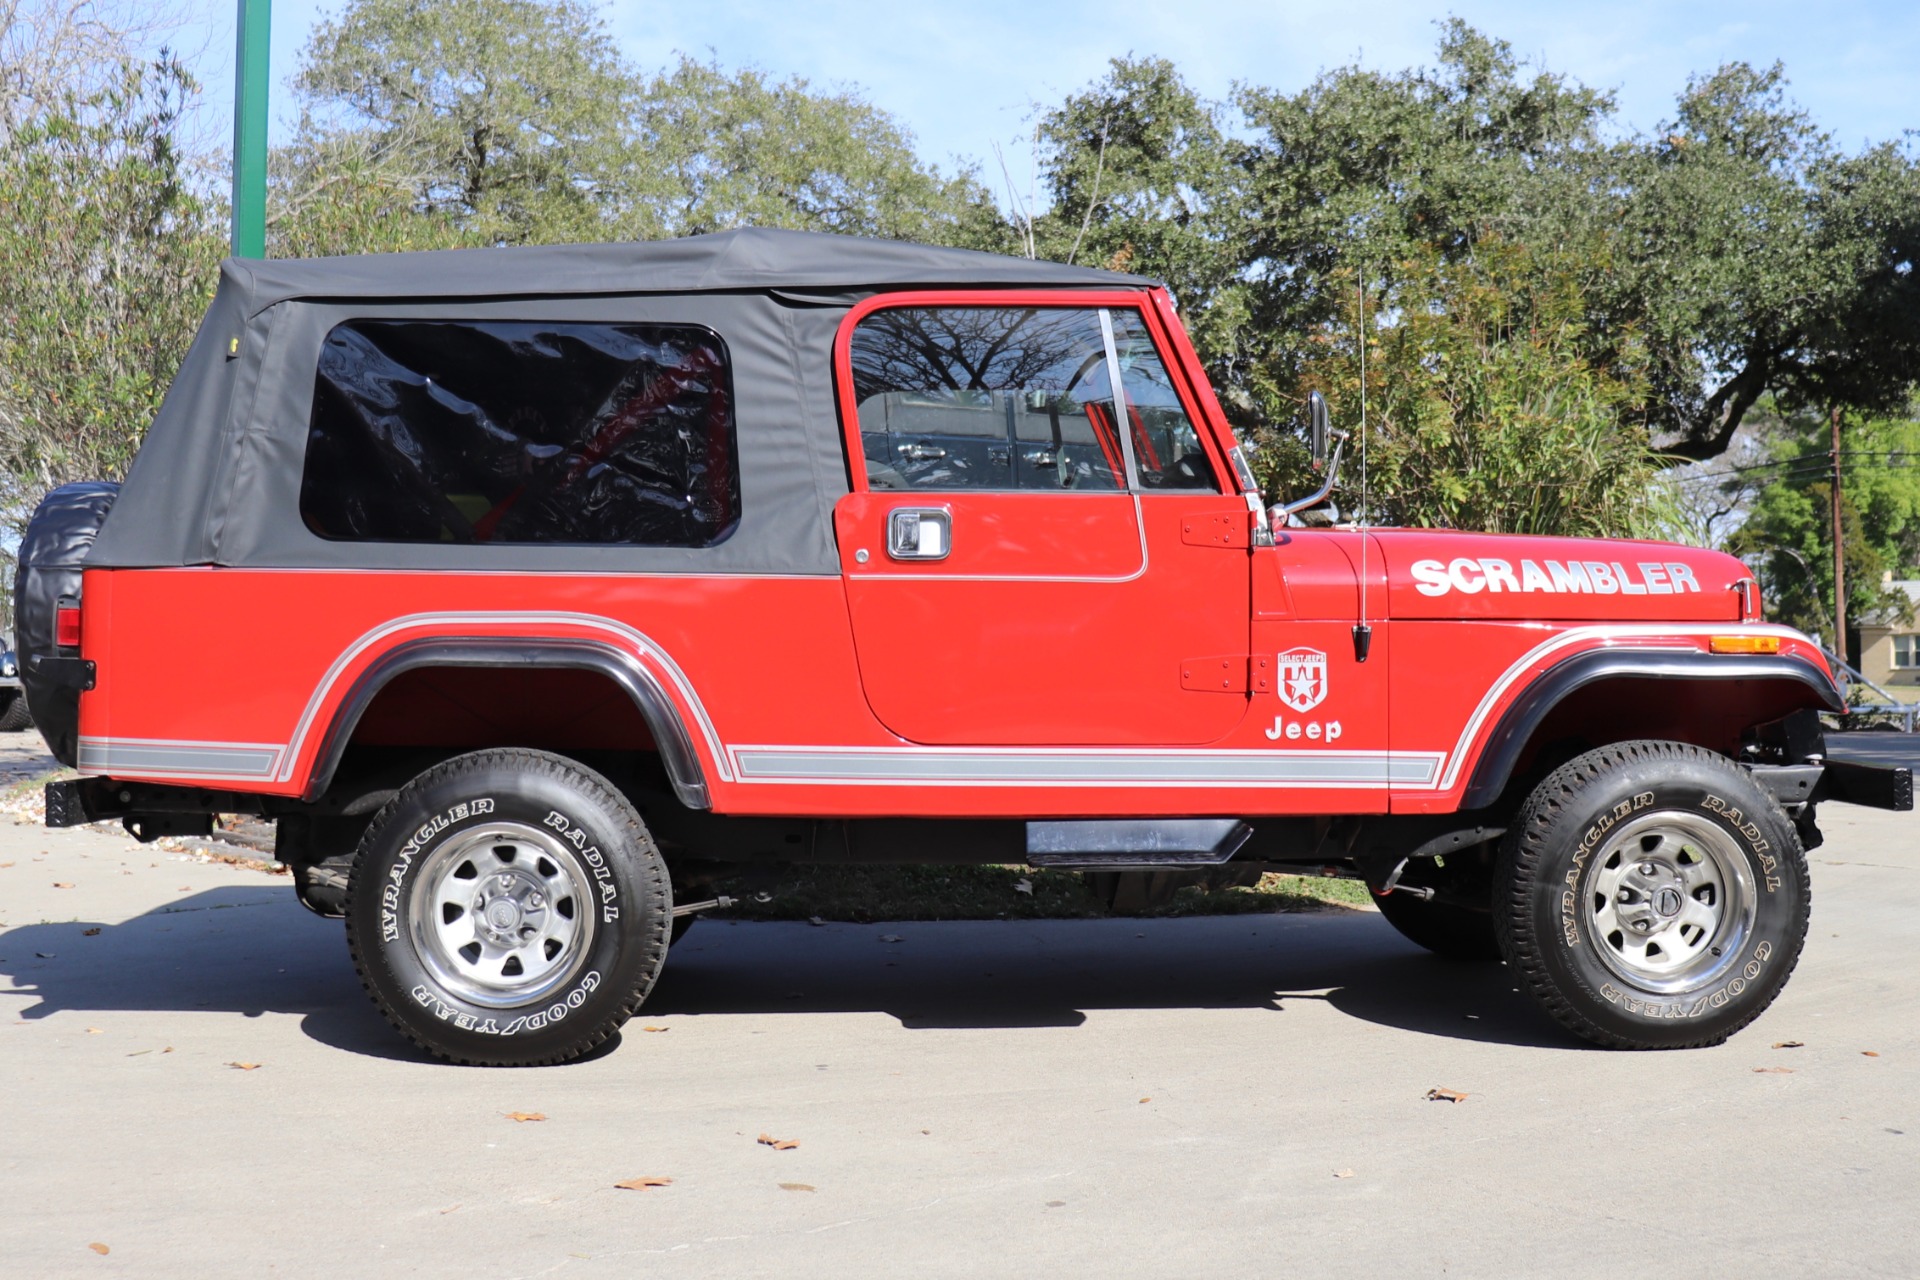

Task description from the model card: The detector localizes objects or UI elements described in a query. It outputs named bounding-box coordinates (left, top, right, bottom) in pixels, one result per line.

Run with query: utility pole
left=231, top=0, right=271, bottom=258
left=1831, top=405, right=1846, bottom=663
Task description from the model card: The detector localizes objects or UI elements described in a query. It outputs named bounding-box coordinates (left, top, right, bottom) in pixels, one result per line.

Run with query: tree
left=285, top=1, right=1008, bottom=253
left=1620, top=65, right=1920, bottom=460
left=1032, top=24, right=1920, bottom=472
left=1728, top=406, right=1920, bottom=646
left=0, top=50, right=221, bottom=525
left=1273, top=241, right=1665, bottom=537
left=622, top=56, right=1006, bottom=248
left=290, top=0, right=634, bottom=245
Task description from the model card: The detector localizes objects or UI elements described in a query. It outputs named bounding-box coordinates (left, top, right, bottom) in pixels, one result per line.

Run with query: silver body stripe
left=77, top=738, right=282, bottom=780
left=730, top=747, right=1443, bottom=788
left=75, top=619, right=1822, bottom=797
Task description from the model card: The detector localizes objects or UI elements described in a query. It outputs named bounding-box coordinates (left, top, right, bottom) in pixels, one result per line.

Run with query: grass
left=700, top=864, right=1372, bottom=923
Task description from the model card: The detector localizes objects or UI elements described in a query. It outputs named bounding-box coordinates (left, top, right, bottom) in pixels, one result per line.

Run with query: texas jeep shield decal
left=1277, top=647, right=1328, bottom=713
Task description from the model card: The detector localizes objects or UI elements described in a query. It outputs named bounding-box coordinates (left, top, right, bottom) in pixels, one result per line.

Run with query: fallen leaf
left=126, top=1049, right=151, bottom=1057
left=177, top=886, right=190, bottom=892
left=1333, top=1169, right=1356, bottom=1179
left=504, top=1112, right=546, bottom=1123
left=757, top=1133, right=799, bottom=1150
left=1139, top=1097, right=1151, bottom=1104
left=807, top=916, right=826, bottom=927
left=613, top=1176, right=671, bottom=1190
left=1772, top=1040, right=1805, bottom=1049
left=1014, top=878, right=1033, bottom=895
left=880, top=934, right=903, bottom=943
left=227, top=1061, right=261, bottom=1071
left=438, top=1204, right=461, bottom=1215
left=85, top=1027, right=103, bottom=1035
left=89, top=1242, right=109, bottom=1255
left=82, top=928, right=100, bottom=937
left=0, top=861, right=12, bottom=868
left=162, top=1046, right=173, bottom=1054
left=52, top=881, right=73, bottom=889
left=1425, top=1088, right=1469, bottom=1103
left=1863, top=1051, right=1881, bottom=1057
left=779, top=1182, right=815, bottom=1192
left=1753, top=1067, right=1794, bottom=1074
left=34, top=952, right=55, bottom=959
left=640, top=1026, right=669, bottom=1033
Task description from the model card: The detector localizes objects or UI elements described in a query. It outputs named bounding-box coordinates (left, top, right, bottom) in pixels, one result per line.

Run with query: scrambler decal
left=1410, top=557, right=1701, bottom=597
left=380, top=797, right=495, bottom=944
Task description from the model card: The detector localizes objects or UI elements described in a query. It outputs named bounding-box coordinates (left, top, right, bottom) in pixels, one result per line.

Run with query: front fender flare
left=300, top=637, right=711, bottom=809
left=1459, top=650, right=1843, bottom=810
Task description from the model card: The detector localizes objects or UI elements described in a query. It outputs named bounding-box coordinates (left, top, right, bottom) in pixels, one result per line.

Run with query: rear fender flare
left=1460, top=650, right=1843, bottom=811
left=301, top=637, right=710, bottom=809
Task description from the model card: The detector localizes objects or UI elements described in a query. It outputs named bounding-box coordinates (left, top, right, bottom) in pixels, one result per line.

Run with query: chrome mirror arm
left=1269, top=431, right=1348, bottom=528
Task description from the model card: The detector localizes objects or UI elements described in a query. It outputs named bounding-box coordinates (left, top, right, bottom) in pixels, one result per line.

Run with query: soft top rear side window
left=300, top=319, right=740, bottom=547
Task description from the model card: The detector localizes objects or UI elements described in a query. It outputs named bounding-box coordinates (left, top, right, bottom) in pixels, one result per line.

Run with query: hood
left=1372, top=530, right=1752, bottom=622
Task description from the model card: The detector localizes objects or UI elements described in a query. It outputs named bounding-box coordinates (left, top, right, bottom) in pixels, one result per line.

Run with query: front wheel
left=344, top=749, right=671, bottom=1065
left=1495, top=740, right=1809, bottom=1050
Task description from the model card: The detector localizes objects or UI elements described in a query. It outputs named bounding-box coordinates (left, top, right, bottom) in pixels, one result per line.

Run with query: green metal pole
left=231, top=0, right=271, bottom=258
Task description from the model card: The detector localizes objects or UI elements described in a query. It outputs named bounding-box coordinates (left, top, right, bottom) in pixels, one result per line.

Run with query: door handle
left=1023, top=450, right=1058, bottom=468
left=886, top=507, right=952, bottom=561
left=900, top=442, right=947, bottom=461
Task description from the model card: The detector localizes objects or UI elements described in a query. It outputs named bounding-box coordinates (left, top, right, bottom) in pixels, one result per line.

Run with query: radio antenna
left=1353, top=267, right=1373, bottom=663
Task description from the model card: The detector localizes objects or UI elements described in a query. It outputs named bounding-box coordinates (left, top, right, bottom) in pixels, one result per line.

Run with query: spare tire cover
left=14, top=481, right=120, bottom=766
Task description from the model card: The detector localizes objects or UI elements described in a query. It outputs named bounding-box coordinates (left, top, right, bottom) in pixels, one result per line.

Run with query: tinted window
left=301, top=320, right=739, bottom=546
left=1109, top=310, right=1215, bottom=490
left=850, top=307, right=1125, bottom=492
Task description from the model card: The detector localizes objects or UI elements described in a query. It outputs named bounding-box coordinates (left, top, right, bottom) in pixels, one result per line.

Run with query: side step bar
left=1026, top=819, right=1252, bottom=869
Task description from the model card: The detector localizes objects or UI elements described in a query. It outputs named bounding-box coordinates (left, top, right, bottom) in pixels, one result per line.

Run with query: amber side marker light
left=1709, top=635, right=1782, bottom=655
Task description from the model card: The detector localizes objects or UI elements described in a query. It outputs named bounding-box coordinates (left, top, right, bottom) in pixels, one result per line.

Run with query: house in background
left=1853, top=575, right=1920, bottom=699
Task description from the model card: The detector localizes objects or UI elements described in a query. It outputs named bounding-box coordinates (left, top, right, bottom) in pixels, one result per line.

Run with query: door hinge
left=1180, top=654, right=1271, bottom=694
left=1180, top=513, right=1249, bottom=548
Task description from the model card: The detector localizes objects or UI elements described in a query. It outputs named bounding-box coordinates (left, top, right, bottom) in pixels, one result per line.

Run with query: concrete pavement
left=0, top=765, right=1914, bottom=1277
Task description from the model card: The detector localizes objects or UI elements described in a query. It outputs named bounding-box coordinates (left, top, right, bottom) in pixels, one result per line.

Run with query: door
left=834, top=297, right=1252, bottom=746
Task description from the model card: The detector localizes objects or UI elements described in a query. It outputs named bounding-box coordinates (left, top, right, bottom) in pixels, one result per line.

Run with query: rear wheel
left=0, top=691, right=32, bottom=732
left=1495, top=740, right=1809, bottom=1049
left=344, top=749, right=671, bottom=1065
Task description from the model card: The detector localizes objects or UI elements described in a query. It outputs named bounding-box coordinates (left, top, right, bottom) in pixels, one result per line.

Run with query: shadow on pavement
left=653, top=912, right=1585, bottom=1050
left=1, top=888, right=1584, bottom=1055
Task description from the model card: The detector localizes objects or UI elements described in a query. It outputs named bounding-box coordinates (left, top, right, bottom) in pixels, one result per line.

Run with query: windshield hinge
left=1180, top=655, right=1272, bottom=694
left=1181, top=512, right=1250, bottom=548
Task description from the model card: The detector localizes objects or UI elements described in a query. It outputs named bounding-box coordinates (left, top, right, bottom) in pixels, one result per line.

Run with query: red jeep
left=14, top=229, right=1907, bottom=1064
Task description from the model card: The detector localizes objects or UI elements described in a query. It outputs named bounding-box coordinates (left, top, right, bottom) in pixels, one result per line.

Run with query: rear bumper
left=1750, top=760, right=1913, bottom=812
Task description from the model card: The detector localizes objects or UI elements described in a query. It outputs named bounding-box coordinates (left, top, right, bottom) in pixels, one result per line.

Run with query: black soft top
left=88, top=229, right=1154, bottom=575
left=218, top=226, right=1148, bottom=312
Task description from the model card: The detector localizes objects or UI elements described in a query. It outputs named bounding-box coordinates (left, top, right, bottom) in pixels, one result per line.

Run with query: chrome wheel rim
left=407, top=822, right=597, bottom=1009
left=1584, top=811, right=1755, bottom=994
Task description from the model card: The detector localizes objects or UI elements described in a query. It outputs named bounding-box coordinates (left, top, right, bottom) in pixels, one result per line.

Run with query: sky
left=175, top=0, right=1918, bottom=198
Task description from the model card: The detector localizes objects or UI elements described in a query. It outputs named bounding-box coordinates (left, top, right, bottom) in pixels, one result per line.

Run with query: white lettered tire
left=343, top=749, right=671, bottom=1065
left=1495, top=740, right=1810, bottom=1049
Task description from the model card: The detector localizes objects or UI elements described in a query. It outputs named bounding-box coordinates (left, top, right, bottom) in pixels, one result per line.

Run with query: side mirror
left=1308, top=391, right=1330, bottom=464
